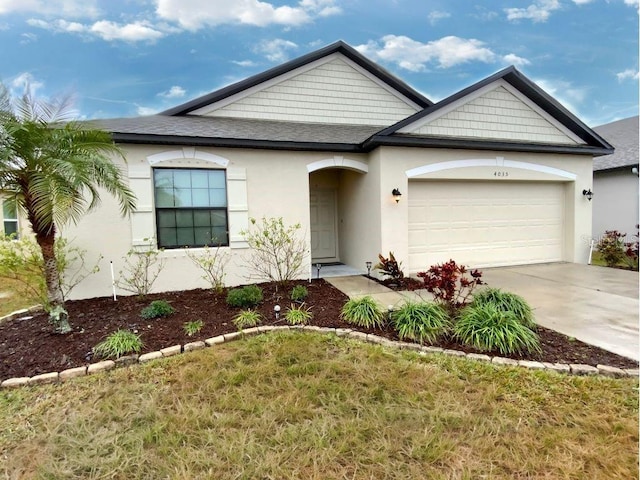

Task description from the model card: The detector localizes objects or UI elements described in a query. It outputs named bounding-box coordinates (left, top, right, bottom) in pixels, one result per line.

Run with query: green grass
left=92, top=329, right=143, bottom=359
left=0, top=277, right=40, bottom=317
left=340, top=296, right=385, bottom=329
left=392, top=301, right=451, bottom=344
left=1, top=333, right=637, bottom=479
left=455, top=303, right=542, bottom=355
left=591, top=251, right=629, bottom=268
left=471, top=287, right=535, bottom=328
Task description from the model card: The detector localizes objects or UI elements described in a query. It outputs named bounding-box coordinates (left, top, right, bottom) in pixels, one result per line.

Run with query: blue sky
left=0, top=0, right=637, bottom=127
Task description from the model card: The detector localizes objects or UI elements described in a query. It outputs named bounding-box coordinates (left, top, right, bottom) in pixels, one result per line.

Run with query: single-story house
left=591, top=116, right=639, bottom=240
left=1, top=41, right=614, bottom=300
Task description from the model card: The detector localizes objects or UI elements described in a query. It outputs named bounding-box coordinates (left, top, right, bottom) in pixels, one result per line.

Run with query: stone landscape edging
left=1, top=325, right=638, bottom=389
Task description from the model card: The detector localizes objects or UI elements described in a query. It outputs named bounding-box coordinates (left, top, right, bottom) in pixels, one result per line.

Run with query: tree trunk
left=36, top=231, right=70, bottom=333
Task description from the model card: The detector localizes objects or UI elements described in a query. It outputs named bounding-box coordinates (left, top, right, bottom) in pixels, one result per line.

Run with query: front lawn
left=1, top=333, right=637, bottom=479
left=0, top=276, right=39, bottom=318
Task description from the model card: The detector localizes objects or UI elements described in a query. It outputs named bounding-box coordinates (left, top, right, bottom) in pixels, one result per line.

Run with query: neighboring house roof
left=91, top=116, right=381, bottom=152
left=162, top=40, right=433, bottom=116
left=592, top=116, right=639, bottom=171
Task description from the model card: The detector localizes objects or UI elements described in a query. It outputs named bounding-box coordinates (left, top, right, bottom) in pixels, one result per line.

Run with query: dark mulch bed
left=1, top=279, right=637, bottom=380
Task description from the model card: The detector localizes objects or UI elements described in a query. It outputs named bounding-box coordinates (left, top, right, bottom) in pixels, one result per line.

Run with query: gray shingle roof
left=592, top=116, right=638, bottom=171
left=89, top=115, right=382, bottom=145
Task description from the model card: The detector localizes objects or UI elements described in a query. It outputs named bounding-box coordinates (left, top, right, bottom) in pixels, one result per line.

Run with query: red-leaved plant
left=375, top=252, right=404, bottom=282
left=417, top=260, right=484, bottom=313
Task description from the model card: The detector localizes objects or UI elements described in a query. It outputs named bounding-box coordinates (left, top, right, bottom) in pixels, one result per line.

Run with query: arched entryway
left=307, top=157, right=368, bottom=266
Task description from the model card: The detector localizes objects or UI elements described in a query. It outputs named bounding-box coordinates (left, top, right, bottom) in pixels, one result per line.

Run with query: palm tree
left=0, top=84, right=136, bottom=332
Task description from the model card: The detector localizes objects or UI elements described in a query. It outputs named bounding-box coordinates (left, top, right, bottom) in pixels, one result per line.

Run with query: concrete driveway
left=482, top=263, right=639, bottom=361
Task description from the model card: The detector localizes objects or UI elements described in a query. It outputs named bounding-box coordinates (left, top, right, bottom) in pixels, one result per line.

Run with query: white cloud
left=90, top=20, right=164, bottom=42
left=27, top=18, right=166, bottom=42
left=503, top=53, right=531, bottom=66
left=158, top=86, right=186, bottom=98
left=136, top=105, right=160, bottom=116
left=299, top=0, right=341, bottom=16
left=10, top=72, right=44, bottom=95
left=254, top=38, right=298, bottom=62
left=232, top=59, right=258, bottom=67
left=0, top=0, right=99, bottom=17
left=427, top=10, right=450, bottom=25
left=505, top=0, right=560, bottom=22
left=534, top=77, right=587, bottom=115
left=624, top=0, right=639, bottom=6
left=616, top=68, right=639, bottom=81
left=572, top=0, right=594, bottom=4
left=19, top=32, right=37, bottom=44
left=155, top=0, right=340, bottom=30
left=355, top=35, right=499, bottom=71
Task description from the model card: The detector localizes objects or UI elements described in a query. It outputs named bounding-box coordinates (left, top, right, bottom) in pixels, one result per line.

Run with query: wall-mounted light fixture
left=582, top=189, right=593, bottom=201
left=632, top=167, right=639, bottom=176
left=392, top=188, right=402, bottom=203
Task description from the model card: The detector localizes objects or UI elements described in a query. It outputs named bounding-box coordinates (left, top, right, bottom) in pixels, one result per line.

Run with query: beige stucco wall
left=375, top=147, right=594, bottom=272
left=17, top=142, right=594, bottom=300
left=60, top=146, right=374, bottom=300
left=592, top=169, right=639, bottom=240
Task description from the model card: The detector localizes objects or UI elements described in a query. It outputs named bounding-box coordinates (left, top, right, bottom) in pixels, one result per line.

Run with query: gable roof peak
left=161, top=40, right=432, bottom=116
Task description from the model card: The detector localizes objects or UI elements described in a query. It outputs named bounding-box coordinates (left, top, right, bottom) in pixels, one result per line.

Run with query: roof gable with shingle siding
left=189, top=55, right=422, bottom=126
left=397, top=80, right=583, bottom=145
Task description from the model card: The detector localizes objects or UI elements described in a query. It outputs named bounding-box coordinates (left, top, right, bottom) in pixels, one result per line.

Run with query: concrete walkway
left=325, top=276, right=433, bottom=312
left=326, top=263, right=639, bottom=361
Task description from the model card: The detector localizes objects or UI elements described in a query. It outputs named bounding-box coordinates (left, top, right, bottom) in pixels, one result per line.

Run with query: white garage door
left=408, top=181, right=565, bottom=271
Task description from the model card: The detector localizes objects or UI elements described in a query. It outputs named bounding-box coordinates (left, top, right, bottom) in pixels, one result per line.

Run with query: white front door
left=310, top=188, right=337, bottom=261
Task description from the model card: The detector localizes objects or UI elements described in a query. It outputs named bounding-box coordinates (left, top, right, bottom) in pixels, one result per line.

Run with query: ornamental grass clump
left=285, top=303, right=313, bottom=325
left=471, top=288, right=535, bottom=328
left=233, top=310, right=262, bottom=330
left=93, top=330, right=143, bottom=359
left=183, top=319, right=204, bottom=337
left=340, top=296, right=385, bottom=329
left=454, top=303, right=541, bottom=356
left=392, top=301, right=451, bottom=344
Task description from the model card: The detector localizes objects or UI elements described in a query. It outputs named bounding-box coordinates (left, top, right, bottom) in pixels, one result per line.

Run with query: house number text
left=493, top=171, right=509, bottom=177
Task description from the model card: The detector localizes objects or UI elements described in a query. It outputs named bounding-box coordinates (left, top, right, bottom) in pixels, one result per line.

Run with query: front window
left=153, top=168, right=229, bottom=248
left=2, top=199, right=18, bottom=238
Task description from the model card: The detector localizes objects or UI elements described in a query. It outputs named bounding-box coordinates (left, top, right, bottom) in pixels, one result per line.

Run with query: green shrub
left=140, top=300, right=175, bottom=319
left=454, top=303, right=541, bottom=355
left=226, top=285, right=263, bottom=308
left=290, top=285, right=308, bottom=302
left=183, top=319, right=204, bottom=337
left=392, top=301, right=451, bottom=344
left=285, top=303, right=313, bottom=325
left=340, top=296, right=385, bottom=329
left=233, top=310, right=262, bottom=330
left=471, top=288, right=535, bottom=328
left=93, top=330, right=143, bottom=359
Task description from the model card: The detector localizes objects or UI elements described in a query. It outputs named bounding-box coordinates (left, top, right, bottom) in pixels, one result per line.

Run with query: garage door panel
left=408, top=181, right=564, bottom=271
